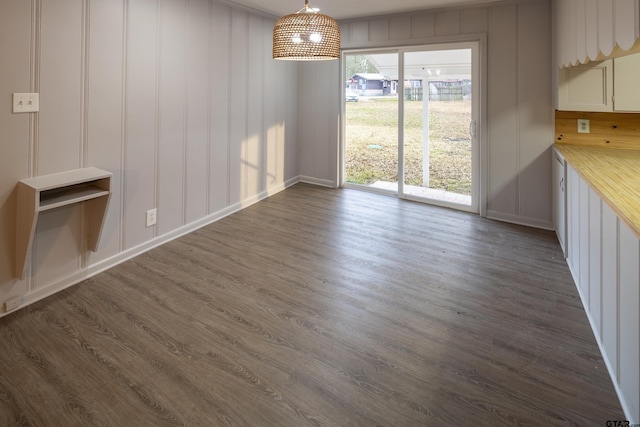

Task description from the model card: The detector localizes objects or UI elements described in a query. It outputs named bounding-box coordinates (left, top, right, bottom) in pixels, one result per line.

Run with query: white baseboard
left=1, top=179, right=299, bottom=319
left=486, top=210, right=554, bottom=230
left=298, top=175, right=337, bottom=188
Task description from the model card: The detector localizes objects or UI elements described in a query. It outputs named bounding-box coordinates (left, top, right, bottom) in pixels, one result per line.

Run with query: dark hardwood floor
left=0, top=184, right=624, bottom=426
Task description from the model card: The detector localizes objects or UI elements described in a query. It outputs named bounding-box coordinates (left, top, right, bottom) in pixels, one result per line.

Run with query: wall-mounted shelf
left=16, top=167, right=112, bottom=279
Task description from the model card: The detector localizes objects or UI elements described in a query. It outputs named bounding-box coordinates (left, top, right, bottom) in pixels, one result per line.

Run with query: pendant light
left=272, top=0, right=340, bottom=61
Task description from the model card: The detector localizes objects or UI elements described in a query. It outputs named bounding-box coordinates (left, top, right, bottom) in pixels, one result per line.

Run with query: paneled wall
left=554, top=0, right=640, bottom=67
left=0, top=0, right=299, bottom=315
left=298, top=61, right=341, bottom=187
left=298, top=0, right=553, bottom=228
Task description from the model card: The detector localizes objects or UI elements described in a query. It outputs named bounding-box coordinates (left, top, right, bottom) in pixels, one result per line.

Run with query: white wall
left=0, top=0, right=299, bottom=315
left=298, top=61, right=341, bottom=187
left=298, top=0, right=553, bottom=229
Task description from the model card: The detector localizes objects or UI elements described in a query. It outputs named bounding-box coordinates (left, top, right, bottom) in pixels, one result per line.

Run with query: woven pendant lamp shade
left=273, top=1, right=340, bottom=60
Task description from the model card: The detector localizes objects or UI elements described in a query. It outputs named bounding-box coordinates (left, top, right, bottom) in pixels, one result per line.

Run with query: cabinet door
left=566, top=164, right=580, bottom=279
left=588, top=187, right=601, bottom=334
left=619, top=221, right=640, bottom=421
left=552, top=149, right=566, bottom=256
left=601, top=203, right=618, bottom=376
left=578, top=176, right=590, bottom=299
left=613, top=53, right=640, bottom=112
left=558, top=59, right=613, bottom=112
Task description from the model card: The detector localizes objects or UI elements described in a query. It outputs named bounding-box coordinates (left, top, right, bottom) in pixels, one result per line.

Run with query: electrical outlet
left=577, top=119, right=590, bottom=134
left=146, top=209, right=157, bottom=227
left=13, top=93, right=39, bottom=113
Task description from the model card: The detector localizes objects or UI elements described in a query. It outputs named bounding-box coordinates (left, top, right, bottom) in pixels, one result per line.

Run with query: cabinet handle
left=560, top=177, right=564, bottom=192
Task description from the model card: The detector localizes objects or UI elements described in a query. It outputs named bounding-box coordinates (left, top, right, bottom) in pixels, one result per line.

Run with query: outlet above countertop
left=555, top=110, right=640, bottom=150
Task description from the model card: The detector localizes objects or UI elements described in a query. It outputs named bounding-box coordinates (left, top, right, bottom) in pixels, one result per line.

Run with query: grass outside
left=345, top=99, right=472, bottom=195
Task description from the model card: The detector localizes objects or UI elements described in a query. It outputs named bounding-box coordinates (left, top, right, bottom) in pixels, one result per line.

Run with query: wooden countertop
left=554, top=144, right=640, bottom=239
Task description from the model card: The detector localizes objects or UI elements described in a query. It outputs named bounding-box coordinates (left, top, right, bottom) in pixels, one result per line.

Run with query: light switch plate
left=13, top=93, right=39, bottom=113
left=577, top=119, right=590, bottom=133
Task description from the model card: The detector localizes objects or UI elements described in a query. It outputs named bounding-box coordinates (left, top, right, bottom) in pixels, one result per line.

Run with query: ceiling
left=223, top=0, right=498, bottom=21
left=368, top=50, right=472, bottom=80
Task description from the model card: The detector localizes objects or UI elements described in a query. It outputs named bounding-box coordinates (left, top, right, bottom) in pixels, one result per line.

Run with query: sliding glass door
left=343, top=52, right=399, bottom=191
left=342, top=42, right=480, bottom=213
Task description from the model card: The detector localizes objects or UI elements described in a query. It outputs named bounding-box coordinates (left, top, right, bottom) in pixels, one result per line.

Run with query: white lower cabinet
left=578, top=178, right=590, bottom=299
left=566, top=164, right=581, bottom=279
left=564, top=163, right=640, bottom=423
left=588, top=187, right=601, bottom=334
left=619, top=222, right=640, bottom=421
left=552, top=148, right=567, bottom=255
left=601, top=204, right=618, bottom=376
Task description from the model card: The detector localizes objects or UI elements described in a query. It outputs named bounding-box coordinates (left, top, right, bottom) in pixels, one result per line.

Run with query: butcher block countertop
left=554, top=143, right=640, bottom=239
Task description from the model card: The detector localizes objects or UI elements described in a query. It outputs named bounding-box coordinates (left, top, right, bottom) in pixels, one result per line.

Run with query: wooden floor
left=0, top=184, right=624, bottom=426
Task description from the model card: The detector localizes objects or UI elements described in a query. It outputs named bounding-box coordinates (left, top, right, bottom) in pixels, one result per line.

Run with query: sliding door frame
left=339, top=34, right=487, bottom=217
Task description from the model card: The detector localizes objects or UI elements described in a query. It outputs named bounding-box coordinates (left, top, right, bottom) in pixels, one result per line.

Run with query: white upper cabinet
left=558, top=53, right=640, bottom=112
left=555, top=0, right=640, bottom=67
left=558, top=59, right=613, bottom=111
left=613, top=53, right=640, bottom=111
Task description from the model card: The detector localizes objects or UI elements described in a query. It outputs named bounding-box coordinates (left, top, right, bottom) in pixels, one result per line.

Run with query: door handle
left=469, top=121, right=476, bottom=139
